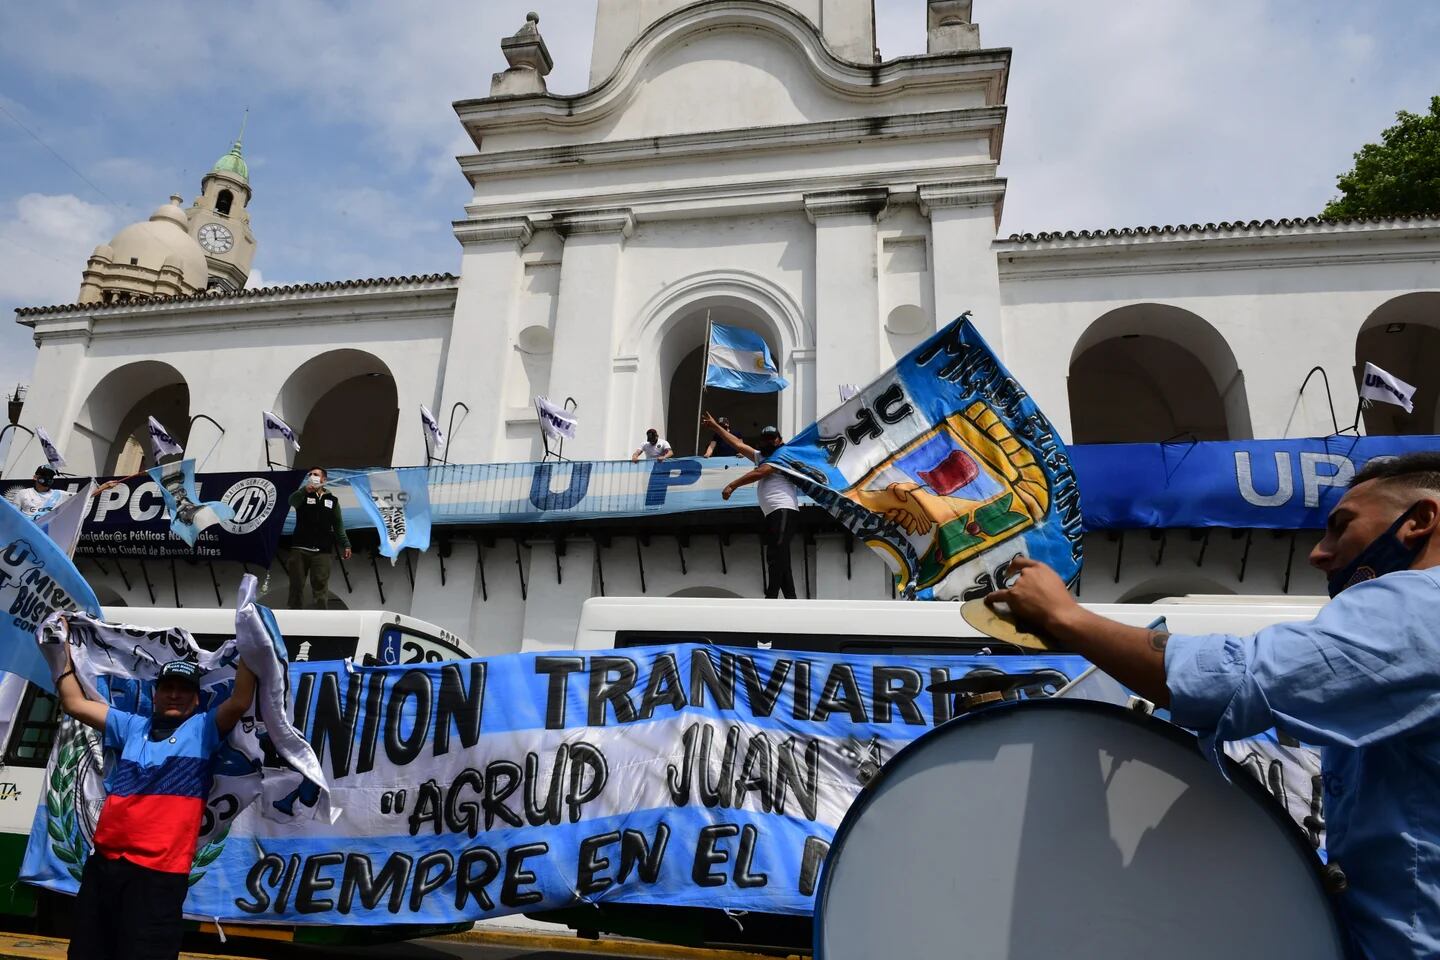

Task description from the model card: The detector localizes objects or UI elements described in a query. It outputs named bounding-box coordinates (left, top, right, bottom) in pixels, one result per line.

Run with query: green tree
left=1322, top=95, right=1440, bottom=219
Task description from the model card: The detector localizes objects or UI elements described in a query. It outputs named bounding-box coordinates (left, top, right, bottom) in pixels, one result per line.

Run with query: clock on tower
left=186, top=119, right=257, bottom=291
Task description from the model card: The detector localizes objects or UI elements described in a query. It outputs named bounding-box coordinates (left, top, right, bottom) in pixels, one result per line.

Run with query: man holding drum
left=989, top=451, right=1440, bottom=960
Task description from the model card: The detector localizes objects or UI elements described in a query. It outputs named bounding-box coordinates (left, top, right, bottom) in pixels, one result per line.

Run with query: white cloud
left=0, top=193, right=116, bottom=389
left=0, top=193, right=114, bottom=304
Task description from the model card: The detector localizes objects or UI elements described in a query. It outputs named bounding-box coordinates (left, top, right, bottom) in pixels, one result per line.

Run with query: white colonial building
left=5, top=0, right=1440, bottom=652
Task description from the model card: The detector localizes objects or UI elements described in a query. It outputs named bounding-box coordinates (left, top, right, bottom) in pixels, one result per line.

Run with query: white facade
left=6, top=1, right=1440, bottom=654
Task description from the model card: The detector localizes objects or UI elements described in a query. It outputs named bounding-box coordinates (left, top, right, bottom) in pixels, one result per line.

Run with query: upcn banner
left=1070, top=435, right=1440, bottom=530
left=1, top=470, right=302, bottom=564
left=25, top=644, right=1086, bottom=925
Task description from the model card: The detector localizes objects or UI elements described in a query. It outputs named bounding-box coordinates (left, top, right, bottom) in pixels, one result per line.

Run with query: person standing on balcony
left=284, top=468, right=351, bottom=609
left=631, top=428, right=673, bottom=462
left=705, top=413, right=800, bottom=599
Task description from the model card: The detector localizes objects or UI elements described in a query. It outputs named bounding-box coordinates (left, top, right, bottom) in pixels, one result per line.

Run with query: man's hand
left=701, top=411, right=720, bottom=432
left=342, top=547, right=352, bottom=561
left=985, top=555, right=1080, bottom=635
left=631, top=451, right=641, bottom=463
left=722, top=484, right=735, bottom=501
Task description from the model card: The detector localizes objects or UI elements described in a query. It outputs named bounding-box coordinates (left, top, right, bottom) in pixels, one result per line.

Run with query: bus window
left=4, top=685, right=60, bottom=768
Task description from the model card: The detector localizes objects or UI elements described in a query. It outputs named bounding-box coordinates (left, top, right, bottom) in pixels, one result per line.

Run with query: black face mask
left=1327, top=503, right=1425, bottom=598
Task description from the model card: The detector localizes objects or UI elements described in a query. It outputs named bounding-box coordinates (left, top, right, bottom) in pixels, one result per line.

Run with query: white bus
left=0, top=608, right=474, bottom=941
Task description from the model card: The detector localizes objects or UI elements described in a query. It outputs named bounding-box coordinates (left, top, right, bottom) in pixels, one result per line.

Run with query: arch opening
left=73, top=361, right=190, bottom=475
left=1356, top=292, right=1440, bottom=436
left=1068, top=304, right=1250, bottom=443
left=215, top=190, right=234, bottom=216
left=660, top=300, right=782, bottom=458
left=275, top=350, right=399, bottom=470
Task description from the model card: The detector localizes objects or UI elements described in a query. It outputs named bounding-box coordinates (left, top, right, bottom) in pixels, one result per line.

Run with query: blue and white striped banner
left=24, top=642, right=1087, bottom=924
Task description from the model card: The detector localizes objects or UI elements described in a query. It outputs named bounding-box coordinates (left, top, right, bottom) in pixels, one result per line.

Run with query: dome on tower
left=210, top=139, right=248, bottom=183
left=104, top=196, right=209, bottom=292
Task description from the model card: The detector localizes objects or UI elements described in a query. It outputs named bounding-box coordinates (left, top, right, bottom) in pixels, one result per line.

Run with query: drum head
left=815, top=700, right=1344, bottom=960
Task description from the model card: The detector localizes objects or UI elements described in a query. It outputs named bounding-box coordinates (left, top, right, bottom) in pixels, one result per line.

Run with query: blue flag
left=350, top=468, right=432, bottom=559
left=704, top=323, right=789, bottom=393
left=0, top=496, right=100, bottom=691
left=147, top=459, right=236, bottom=547
left=770, top=314, right=1083, bottom=599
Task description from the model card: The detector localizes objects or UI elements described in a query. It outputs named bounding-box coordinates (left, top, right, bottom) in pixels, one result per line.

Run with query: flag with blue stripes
left=0, top=495, right=100, bottom=691
left=705, top=323, right=789, bottom=393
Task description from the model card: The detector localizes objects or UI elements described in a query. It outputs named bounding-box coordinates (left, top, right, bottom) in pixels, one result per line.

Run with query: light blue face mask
left=1327, top=503, right=1425, bottom=598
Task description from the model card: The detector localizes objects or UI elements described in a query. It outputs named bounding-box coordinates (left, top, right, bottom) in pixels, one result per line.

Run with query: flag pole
left=694, top=310, right=712, bottom=457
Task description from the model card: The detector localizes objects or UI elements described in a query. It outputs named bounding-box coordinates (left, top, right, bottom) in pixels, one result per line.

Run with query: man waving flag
left=705, top=323, right=788, bottom=393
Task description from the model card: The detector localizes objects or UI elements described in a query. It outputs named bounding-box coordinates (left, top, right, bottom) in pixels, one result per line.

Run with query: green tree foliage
left=1322, top=95, right=1440, bottom=219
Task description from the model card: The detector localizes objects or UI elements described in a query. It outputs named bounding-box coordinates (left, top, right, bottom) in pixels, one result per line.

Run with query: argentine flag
left=704, top=323, right=789, bottom=393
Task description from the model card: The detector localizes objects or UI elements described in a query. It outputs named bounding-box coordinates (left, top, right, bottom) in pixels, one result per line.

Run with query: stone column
left=442, top=217, right=533, bottom=464
left=920, top=180, right=1007, bottom=356
left=549, top=209, right=634, bottom=461
left=789, top=347, right=817, bottom=435
left=805, top=189, right=888, bottom=406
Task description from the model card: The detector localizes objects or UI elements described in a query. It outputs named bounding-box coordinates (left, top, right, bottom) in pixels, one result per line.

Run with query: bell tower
left=186, top=117, right=257, bottom=291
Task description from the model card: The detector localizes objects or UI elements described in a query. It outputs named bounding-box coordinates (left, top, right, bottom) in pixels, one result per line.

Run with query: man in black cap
left=704, top=413, right=801, bottom=599
left=5, top=465, right=66, bottom=519
left=55, top=648, right=256, bottom=960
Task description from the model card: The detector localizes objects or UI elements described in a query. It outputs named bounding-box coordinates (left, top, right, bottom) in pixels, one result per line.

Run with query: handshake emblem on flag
left=772, top=315, right=1082, bottom=601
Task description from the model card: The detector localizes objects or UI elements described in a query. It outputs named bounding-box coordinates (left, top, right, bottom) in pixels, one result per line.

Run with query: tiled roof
left=14, top=273, right=458, bottom=317
left=1002, top=213, right=1440, bottom=244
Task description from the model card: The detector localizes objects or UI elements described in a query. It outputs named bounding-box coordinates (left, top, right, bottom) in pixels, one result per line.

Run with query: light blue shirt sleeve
left=1165, top=570, right=1440, bottom=750
left=103, top=708, right=140, bottom=751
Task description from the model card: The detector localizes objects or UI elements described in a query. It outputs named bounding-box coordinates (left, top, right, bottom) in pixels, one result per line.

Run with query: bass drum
left=814, top=699, right=1346, bottom=960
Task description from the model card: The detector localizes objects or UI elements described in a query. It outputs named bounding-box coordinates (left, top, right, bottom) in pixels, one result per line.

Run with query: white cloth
left=751, top=450, right=799, bottom=515
left=638, top=439, right=672, bottom=460
left=5, top=486, right=65, bottom=519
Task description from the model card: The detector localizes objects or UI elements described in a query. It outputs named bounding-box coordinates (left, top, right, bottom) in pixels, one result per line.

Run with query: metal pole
left=693, top=310, right=712, bottom=458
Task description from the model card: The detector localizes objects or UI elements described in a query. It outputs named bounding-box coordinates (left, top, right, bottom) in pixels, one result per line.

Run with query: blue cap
left=158, top=659, right=203, bottom=688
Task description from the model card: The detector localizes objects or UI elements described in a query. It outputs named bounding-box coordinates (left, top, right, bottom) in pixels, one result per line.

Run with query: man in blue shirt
left=56, top=651, right=256, bottom=960
left=988, top=452, right=1440, bottom=959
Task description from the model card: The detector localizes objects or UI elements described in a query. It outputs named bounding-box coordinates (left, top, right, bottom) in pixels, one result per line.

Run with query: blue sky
left=1, top=0, right=1436, bottom=398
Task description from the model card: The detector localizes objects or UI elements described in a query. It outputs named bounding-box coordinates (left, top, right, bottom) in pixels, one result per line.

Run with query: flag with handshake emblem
left=767, top=314, right=1083, bottom=600
left=349, top=468, right=432, bottom=561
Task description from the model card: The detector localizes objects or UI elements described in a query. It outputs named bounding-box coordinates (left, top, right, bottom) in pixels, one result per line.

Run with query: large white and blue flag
left=0, top=494, right=100, bottom=691
left=770, top=314, right=1083, bottom=600
left=704, top=323, right=789, bottom=393
left=350, top=468, right=432, bottom=560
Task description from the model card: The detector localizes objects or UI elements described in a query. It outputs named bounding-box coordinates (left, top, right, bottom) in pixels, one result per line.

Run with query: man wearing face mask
left=986, top=452, right=1440, bottom=959
left=285, top=467, right=351, bottom=609
left=6, top=465, right=67, bottom=518
left=704, top=412, right=801, bottom=599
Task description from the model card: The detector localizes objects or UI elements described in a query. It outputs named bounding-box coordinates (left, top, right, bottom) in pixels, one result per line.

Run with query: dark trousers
left=70, top=854, right=190, bottom=960
left=285, top=548, right=333, bottom=609
left=762, top=508, right=799, bottom=599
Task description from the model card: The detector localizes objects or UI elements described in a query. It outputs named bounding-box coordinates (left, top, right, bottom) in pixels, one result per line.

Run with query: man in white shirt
left=631, top=428, right=673, bottom=462
left=705, top=414, right=801, bottom=599
left=5, top=465, right=67, bottom=519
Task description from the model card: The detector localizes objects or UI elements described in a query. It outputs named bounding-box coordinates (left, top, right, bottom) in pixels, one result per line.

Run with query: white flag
left=1360, top=362, right=1416, bottom=413
left=36, top=481, right=93, bottom=558
left=262, top=410, right=300, bottom=452
left=838, top=384, right=860, bottom=402
left=147, top=416, right=184, bottom=461
left=534, top=396, right=577, bottom=441
left=35, top=427, right=66, bottom=470
left=420, top=405, right=446, bottom=451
